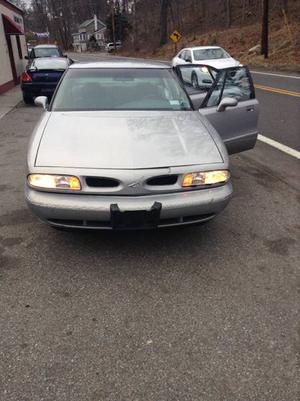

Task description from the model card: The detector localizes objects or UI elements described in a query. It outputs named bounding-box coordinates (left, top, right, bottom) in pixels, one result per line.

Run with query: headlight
left=28, top=174, right=81, bottom=191
left=182, top=170, right=230, bottom=187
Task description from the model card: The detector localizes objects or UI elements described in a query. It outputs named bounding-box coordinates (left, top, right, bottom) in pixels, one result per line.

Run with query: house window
left=14, top=15, right=22, bottom=24
left=16, top=35, right=22, bottom=59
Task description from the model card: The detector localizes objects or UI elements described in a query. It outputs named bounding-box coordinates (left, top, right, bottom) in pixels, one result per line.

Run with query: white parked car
left=106, top=41, right=122, bottom=52
left=172, top=46, right=240, bottom=89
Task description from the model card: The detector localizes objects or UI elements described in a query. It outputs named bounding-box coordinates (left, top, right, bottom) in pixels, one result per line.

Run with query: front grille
left=160, top=213, right=215, bottom=226
left=48, top=213, right=215, bottom=229
left=146, top=175, right=178, bottom=186
left=85, top=177, right=119, bottom=188
left=48, top=219, right=111, bottom=228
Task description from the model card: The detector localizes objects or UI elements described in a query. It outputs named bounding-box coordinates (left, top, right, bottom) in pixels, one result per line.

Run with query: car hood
left=36, top=111, right=223, bottom=169
left=195, top=58, right=239, bottom=69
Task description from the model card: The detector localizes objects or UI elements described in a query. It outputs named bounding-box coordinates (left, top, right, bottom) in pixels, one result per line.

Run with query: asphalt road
left=251, top=71, right=300, bottom=150
left=0, top=53, right=299, bottom=401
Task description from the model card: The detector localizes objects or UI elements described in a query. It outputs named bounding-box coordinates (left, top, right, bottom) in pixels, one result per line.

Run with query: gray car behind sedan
left=25, top=60, right=259, bottom=230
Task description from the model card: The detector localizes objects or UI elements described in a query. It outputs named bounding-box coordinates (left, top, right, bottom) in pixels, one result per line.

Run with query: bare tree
left=281, top=0, right=288, bottom=13
left=226, top=0, right=231, bottom=28
left=160, top=0, right=170, bottom=46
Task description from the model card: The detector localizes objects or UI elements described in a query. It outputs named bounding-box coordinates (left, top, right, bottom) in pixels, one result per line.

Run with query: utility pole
left=261, top=0, right=269, bottom=58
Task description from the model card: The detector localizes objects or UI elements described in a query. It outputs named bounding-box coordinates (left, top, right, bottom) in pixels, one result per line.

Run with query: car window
left=34, top=47, right=61, bottom=58
left=205, top=67, right=253, bottom=107
left=193, top=48, right=230, bottom=61
left=51, top=68, right=192, bottom=111
left=206, top=70, right=227, bottom=107
left=185, top=50, right=192, bottom=62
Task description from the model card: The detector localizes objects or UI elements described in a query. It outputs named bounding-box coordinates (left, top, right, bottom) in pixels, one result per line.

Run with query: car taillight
left=21, top=71, right=32, bottom=82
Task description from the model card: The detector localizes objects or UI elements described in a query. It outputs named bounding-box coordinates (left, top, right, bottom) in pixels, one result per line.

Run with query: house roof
left=94, top=27, right=106, bottom=34
left=79, top=18, right=106, bottom=30
left=1, top=0, right=24, bottom=15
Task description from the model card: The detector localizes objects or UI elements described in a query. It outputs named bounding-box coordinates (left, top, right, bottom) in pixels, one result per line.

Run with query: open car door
left=176, top=65, right=259, bottom=154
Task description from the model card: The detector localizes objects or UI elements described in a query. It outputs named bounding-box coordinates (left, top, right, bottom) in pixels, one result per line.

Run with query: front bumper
left=25, top=183, right=233, bottom=229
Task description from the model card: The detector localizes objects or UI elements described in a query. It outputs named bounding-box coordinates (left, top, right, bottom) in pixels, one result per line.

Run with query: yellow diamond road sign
left=170, top=30, right=182, bottom=43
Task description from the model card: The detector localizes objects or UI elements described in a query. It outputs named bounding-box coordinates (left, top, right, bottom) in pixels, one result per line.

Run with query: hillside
left=121, top=0, right=300, bottom=71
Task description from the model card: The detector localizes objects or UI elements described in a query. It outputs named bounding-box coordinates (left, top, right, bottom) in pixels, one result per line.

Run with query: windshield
left=193, top=48, right=230, bottom=61
left=51, top=68, right=192, bottom=111
left=33, top=47, right=61, bottom=58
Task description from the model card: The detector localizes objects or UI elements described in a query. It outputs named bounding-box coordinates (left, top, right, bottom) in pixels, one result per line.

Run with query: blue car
left=21, top=57, right=71, bottom=104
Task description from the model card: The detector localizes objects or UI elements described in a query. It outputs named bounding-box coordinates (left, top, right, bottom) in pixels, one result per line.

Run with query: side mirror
left=34, top=96, right=48, bottom=110
left=217, top=97, right=238, bottom=112
left=185, top=57, right=192, bottom=63
left=24, top=55, right=29, bottom=60
left=63, top=54, right=68, bottom=57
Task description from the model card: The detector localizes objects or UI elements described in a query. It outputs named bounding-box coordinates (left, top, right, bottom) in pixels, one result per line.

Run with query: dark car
left=21, top=57, right=70, bottom=104
left=25, top=44, right=64, bottom=60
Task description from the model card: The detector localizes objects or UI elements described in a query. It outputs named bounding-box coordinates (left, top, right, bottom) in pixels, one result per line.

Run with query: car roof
left=182, top=46, right=223, bottom=51
left=70, top=60, right=170, bottom=69
left=34, top=44, right=59, bottom=49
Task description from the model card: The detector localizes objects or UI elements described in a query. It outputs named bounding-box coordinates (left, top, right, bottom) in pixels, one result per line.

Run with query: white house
left=0, top=0, right=26, bottom=94
left=72, top=15, right=106, bottom=52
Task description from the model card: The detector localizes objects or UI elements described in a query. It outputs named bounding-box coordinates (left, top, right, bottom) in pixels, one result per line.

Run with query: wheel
left=23, top=94, right=34, bottom=104
left=191, top=73, right=199, bottom=89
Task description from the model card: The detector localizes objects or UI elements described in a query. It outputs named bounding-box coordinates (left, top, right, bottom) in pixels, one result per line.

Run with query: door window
left=206, top=70, right=226, bottom=107
left=185, top=50, right=192, bottom=62
left=203, top=67, right=254, bottom=108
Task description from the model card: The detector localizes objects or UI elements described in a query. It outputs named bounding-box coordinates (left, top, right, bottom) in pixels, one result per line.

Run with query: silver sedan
left=25, top=60, right=259, bottom=230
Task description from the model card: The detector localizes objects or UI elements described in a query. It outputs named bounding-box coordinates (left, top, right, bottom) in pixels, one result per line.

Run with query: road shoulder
left=0, top=85, right=22, bottom=120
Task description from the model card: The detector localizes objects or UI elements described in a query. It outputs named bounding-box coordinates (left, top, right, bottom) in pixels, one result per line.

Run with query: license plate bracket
left=110, top=202, right=162, bottom=230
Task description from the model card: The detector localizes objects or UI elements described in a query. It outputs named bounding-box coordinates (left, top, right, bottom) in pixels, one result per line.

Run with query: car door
left=178, top=51, right=189, bottom=81
left=29, top=49, right=35, bottom=59
left=175, top=50, right=186, bottom=66
left=199, top=66, right=259, bottom=154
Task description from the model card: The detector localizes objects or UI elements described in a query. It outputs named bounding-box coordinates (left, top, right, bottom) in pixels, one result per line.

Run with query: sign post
left=169, top=30, right=182, bottom=54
